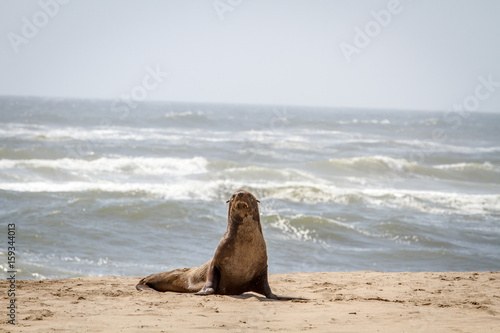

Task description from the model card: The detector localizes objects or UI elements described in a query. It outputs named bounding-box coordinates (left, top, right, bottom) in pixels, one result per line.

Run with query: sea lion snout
left=236, top=202, right=249, bottom=210
left=231, top=192, right=254, bottom=211
left=231, top=198, right=250, bottom=216
left=229, top=190, right=260, bottom=220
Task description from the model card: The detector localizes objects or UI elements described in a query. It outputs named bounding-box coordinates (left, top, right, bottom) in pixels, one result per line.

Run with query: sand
left=2, top=271, right=499, bottom=332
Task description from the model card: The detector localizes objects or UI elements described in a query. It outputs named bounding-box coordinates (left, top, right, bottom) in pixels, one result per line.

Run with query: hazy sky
left=1, top=0, right=500, bottom=112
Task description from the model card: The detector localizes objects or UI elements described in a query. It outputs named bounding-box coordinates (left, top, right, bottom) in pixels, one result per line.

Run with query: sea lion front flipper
left=249, top=267, right=309, bottom=301
left=248, top=266, right=277, bottom=299
left=195, top=264, right=220, bottom=295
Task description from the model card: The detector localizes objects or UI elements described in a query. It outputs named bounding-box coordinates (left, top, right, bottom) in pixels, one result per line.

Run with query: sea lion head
left=227, top=190, right=260, bottom=224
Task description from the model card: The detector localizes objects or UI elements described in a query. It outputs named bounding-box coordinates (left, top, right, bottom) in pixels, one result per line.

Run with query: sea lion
left=136, top=190, right=278, bottom=299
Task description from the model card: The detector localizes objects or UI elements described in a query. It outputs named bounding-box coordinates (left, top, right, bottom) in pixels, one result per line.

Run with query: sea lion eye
left=227, top=194, right=236, bottom=203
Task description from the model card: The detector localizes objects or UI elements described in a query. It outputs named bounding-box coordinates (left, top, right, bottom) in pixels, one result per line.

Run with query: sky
left=1, top=0, right=500, bottom=112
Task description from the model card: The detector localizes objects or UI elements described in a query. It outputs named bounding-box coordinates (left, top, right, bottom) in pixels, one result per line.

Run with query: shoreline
left=2, top=271, right=499, bottom=332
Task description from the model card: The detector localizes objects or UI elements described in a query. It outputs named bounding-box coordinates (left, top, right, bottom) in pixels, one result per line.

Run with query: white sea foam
left=0, top=124, right=200, bottom=142
left=0, top=180, right=213, bottom=201
left=328, top=155, right=414, bottom=173
left=164, top=111, right=204, bottom=118
left=0, top=156, right=208, bottom=177
left=259, top=184, right=500, bottom=216
left=336, top=119, right=391, bottom=125
left=435, top=162, right=499, bottom=172
left=397, top=139, right=500, bottom=154
left=2, top=155, right=499, bottom=217
left=355, top=188, right=500, bottom=216
left=268, top=215, right=318, bottom=242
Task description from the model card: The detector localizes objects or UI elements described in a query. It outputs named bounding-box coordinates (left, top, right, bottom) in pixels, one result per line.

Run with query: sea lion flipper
left=195, top=264, right=220, bottom=296
left=135, top=282, right=160, bottom=292
left=136, top=265, right=209, bottom=293
left=249, top=266, right=277, bottom=299
left=195, top=287, right=214, bottom=295
left=249, top=268, right=308, bottom=301
left=273, top=295, right=309, bottom=301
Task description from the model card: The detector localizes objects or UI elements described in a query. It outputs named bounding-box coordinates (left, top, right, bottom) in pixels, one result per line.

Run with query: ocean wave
left=313, top=155, right=425, bottom=181
left=0, top=124, right=187, bottom=142
left=0, top=123, right=311, bottom=148
left=356, top=189, right=500, bottom=216
left=327, top=155, right=412, bottom=173
left=0, top=180, right=213, bottom=201
left=10, top=252, right=170, bottom=280
left=435, top=162, right=499, bottom=172
left=2, top=158, right=499, bottom=216
left=0, top=157, right=208, bottom=176
left=257, top=186, right=500, bottom=216
left=395, top=139, right=500, bottom=154
left=266, top=214, right=319, bottom=243
left=316, top=156, right=500, bottom=183
left=163, top=110, right=205, bottom=119
left=0, top=146, right=62, bottom=159
left=434, top=162, right=500, bottom=182
left=336, top=118, right=391, bottom=125
left=0, top=122, right=232, bottom=143
left=1, top=154, right=499, bottom=216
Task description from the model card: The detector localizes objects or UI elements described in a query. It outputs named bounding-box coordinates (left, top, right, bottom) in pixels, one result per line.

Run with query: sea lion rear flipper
left=135, top=281, right=160, bottom=292
left=195, top=264, right=220, bottom=295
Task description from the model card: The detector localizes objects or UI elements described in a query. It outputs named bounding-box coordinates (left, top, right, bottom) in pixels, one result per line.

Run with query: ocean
left=1, top=96, right=499, bottom=280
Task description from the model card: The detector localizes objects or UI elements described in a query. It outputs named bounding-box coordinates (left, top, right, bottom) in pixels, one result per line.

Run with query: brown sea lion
left=136, top=190, right=278, bottom=299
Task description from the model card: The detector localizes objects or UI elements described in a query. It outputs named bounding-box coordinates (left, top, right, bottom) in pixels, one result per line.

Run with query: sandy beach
left=1, top=271, right=499, bottom=332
